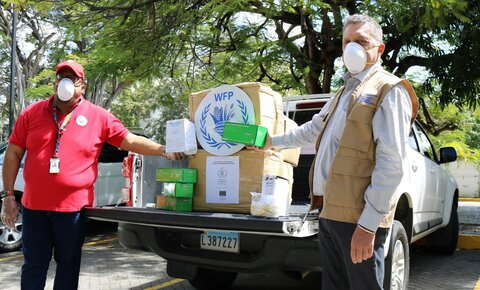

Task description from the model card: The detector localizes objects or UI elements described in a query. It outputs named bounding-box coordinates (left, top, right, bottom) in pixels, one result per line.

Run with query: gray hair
left=344, top=14, right=383, bottom=43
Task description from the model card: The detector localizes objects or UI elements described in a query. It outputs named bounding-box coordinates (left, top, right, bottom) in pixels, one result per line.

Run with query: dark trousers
left=318, top=218, right=389, bottom=290
left=21, top=207, right=87, bottom=290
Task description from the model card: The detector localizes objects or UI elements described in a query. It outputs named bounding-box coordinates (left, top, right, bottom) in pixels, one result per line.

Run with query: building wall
left=446, top=161, right=480, bottom=198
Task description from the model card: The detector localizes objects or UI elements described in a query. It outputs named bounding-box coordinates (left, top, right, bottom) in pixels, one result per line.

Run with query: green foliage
left=465, top=117, right=480, bottom=149
left=422, top=96, right=480, bottom=163
left=111, top=77, right=191, bottom=142
left=4, top=0, right=480, bottom=140
left=25, top=69, right=54, bottom=100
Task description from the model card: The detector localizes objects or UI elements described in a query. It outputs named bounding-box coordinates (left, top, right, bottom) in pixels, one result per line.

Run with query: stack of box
left=155, top=168, right=197, bottom=212
left=187, top=82, right=299, bottom=215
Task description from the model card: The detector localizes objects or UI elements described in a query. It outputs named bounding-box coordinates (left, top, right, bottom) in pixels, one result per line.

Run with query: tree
left=5, top=0, right=479, bottom=143
left=27, top=0, right=477, bottom=107
left=0, top=3, right=58, bottom=119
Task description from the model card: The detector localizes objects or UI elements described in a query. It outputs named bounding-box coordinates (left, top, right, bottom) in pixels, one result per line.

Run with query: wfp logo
left=200, top=100, right=249, bottom=149
left=195, top=85, right=255, bottom=156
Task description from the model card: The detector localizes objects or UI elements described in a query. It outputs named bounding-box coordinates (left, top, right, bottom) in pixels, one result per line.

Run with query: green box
left=156, top=168, right=197, bottom=183
left=222, top=122, right=267, bottom=147
left=162, top=182, right=194, bottom=198
left=156, top=195, right=192, bottom=212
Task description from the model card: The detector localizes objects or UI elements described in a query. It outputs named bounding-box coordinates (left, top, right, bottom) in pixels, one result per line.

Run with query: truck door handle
left=412, top=165, right=417, bottom=172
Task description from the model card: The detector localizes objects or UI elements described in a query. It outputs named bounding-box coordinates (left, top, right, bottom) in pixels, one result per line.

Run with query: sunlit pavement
left=0, top=202, right=479, bottom=290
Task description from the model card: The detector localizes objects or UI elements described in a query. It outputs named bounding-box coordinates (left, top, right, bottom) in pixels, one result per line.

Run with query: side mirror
left=439, top=147, right=457, bottom=164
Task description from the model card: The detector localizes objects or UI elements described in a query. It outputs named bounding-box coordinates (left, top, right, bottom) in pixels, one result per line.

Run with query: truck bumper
left=118, top=222, right=322, bottom=273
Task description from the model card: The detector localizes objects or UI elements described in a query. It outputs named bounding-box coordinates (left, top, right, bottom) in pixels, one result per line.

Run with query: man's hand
left=350, top=225, right=375, bottom=264
left=164, top=152, right=188, bottom=160
left=1, top=196, right=19, bottom=229
left=246, top=133, right=273, bottom=151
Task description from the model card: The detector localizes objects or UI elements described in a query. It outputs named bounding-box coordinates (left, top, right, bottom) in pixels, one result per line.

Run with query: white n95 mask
left=342, top=42, right=369, bottom=74
left=57, top=78, right=75, bottom=101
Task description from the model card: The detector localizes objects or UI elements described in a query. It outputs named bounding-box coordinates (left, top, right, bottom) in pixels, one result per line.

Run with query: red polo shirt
left=9, top=96, right=129, bottom=212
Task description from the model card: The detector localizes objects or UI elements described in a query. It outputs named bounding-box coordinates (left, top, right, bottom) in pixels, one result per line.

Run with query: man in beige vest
left=256, top=14, right=418, bottom=289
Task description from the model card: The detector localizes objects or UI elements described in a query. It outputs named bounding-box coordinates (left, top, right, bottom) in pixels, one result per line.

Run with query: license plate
left=200, top=231, right=239, bottom=253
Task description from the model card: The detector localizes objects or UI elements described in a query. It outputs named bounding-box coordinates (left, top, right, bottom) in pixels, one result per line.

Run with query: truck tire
left=384, top=220, right=410, bottom=290
left=427, top=198, right=459, bottom=255
left=188, top=268, right=238, bottom=290
left=0, top=193, right=23, bottom=253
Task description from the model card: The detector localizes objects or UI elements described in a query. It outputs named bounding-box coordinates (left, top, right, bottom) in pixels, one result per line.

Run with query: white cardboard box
left=165, top=119, right=198, bottom=155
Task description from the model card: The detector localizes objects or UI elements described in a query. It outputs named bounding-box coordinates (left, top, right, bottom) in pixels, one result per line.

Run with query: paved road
left=0, top=201, right=479, bottom=290
left=0, top=232, right=479, bottom=289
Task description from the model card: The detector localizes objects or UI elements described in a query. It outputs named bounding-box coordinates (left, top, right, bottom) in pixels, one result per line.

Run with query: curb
left=457, top=234, right=480, bottom=250
left=458, top=197, right=480, bottom=250
left=459, top=197, right=480, bottom=202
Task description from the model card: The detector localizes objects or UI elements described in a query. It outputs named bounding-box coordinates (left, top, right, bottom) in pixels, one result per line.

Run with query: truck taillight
left=121, top=155, right=134, bottom=206
left=122, top=155, right=133, bottom=177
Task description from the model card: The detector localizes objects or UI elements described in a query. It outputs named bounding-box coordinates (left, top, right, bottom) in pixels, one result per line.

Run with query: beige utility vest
left=309, top=68, right=418, bottom=228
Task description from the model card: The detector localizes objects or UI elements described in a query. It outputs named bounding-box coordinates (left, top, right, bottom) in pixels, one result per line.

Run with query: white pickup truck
left=85, top=95, right=459, bottom=290
left=0, top=142, right=128, bottom=253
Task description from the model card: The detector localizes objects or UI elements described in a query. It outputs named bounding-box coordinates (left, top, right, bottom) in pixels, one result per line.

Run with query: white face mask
left=342, top=42, right=370, bottom=74
left=57, top=78, right=75, bottom=101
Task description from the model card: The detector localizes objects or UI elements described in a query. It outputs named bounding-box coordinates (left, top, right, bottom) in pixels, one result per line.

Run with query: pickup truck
left=85, top=94, right=460, bottom=290
left=0, top=142, right=128, bottom=253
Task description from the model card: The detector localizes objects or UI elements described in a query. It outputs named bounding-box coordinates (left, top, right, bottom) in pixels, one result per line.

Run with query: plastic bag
left=250, top=175, right=289, bottom=217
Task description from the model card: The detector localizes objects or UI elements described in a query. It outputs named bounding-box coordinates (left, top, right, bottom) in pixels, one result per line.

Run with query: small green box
left=222, top=122, right=268, bottom=147
left=162, top=182, right=194, bottom=198
left=156, top=168, right=197, bottom=183
left=156, top=195, right=192, bottom=212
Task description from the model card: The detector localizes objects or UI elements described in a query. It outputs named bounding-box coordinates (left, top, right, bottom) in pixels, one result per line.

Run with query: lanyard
left=52, top=103, right=80, bottom=157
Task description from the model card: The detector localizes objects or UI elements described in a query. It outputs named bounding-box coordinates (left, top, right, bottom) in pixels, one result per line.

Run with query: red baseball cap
left=56, top=60, right=85, bottom=79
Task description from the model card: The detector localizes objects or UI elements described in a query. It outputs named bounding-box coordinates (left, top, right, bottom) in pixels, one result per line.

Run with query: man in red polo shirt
left=0, top=60, right=182, bottom=290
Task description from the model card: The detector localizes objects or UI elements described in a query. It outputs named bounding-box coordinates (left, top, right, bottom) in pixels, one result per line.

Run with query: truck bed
left=85, top=203, right=318, bottom=238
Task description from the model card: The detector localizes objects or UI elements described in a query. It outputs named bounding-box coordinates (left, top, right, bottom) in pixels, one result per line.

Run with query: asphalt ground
left=0, top=200, right=479, bottom=290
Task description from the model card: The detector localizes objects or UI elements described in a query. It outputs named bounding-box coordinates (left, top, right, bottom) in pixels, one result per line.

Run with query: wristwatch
left=0, top=190, right=14, bottom=199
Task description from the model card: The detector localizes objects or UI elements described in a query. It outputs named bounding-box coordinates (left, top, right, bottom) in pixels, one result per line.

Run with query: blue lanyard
left=52, top=103, right=80, bottom=157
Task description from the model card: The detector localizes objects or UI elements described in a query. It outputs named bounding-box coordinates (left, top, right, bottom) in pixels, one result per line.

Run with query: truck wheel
left=0, top=196, right=23, bottom=253
left=188, top=268, right=238, bottom=290
left=384, top=220, right=410, bottom=290
left=427, top=198, right=459, bottom=255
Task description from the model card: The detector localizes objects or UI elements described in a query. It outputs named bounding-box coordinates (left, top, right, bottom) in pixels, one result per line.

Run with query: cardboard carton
left=273, top=114, right=301, bottom=167
left=188, top=149, right=293, bottom=214
left=222, top=122, right=267, bottom=147
left=156, top=168, right=197, bottom=183
left=165, top=119, right=198, bottom=155
left=189, top=82, right=301, bottom=166
left=156, top=195, right=193, bottom=212
left=189, top=82, right=277, bottom=134
left=162, top=182, right=194, bottom=198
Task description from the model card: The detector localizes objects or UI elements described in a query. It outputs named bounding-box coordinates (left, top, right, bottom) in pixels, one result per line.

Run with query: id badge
left=49, top=157, right=60, bottom=173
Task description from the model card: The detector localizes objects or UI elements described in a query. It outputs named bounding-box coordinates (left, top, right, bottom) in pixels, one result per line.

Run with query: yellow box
left=188, top=149, right=293, bottom=214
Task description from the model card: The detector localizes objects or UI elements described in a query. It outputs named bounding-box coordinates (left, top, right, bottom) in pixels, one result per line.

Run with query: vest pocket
left=325, top=156, right=374, bottom=209
left=341, top=105, right=375, bottom=153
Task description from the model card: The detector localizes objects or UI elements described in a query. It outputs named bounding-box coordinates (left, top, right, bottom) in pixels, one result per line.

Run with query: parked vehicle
left=0, top=142, right=128, bottom=253
left=85, top=94, right=459, bottom=290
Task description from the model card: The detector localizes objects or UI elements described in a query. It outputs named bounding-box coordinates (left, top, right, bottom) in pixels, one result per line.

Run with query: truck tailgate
left=85, top=206, right=318, bottom=237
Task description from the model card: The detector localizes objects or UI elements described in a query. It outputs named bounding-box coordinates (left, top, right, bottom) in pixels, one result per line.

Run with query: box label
left=205, top=156, right=240, bottom=204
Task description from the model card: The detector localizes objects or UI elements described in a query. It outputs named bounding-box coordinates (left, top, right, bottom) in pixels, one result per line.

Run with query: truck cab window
left=407, top=129, right=419, bottom=152
left=415, top=128, right=437, bottom=162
